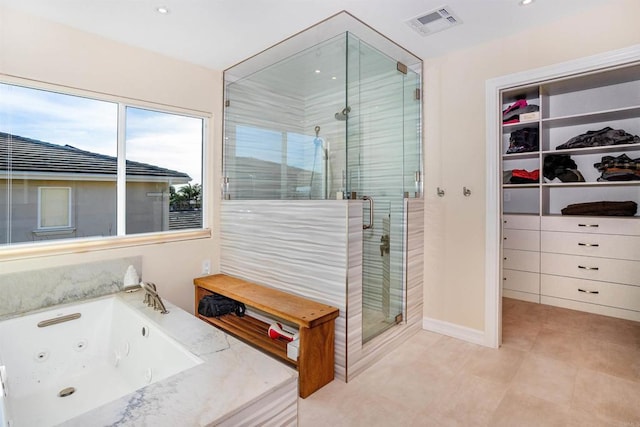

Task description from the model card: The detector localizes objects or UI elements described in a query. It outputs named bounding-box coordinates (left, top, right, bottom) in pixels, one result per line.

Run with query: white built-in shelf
left=542, top=105, right=640, bottom=128
left=502, top=151, right=540, bottom=160
left=542, top=142, right=640, bottom=156
left=542, top=213, right=640, bottom=219
left=502, top=120, right=540, bottom=131
left=503, top=183, right=540, bottom=189
left=541, top=181, right=640, bottom=188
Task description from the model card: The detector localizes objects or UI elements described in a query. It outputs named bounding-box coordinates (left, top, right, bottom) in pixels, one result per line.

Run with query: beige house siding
left=0, top=179, right=173, bottom=244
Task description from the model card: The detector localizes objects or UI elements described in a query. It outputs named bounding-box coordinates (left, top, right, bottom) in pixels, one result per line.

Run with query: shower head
left=335, top=107, right=350, bottom=121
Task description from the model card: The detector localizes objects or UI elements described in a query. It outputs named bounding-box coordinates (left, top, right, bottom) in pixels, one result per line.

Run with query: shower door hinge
left=222, top=176, right=231, bottom=200
left=225, top=100, right=230, bottom=107
left=415, top=171, right=422, bottom=183
left=394, top=313, right=403, bottom=324
left=415, top=88, right=421, bottom=100
left=396, top=61, right=408, bottom=75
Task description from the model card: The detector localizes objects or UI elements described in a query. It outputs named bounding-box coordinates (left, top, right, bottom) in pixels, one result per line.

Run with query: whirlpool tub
left=0, top=290, right=297, bottom=427
left=0, top=294, right=203, bottom=426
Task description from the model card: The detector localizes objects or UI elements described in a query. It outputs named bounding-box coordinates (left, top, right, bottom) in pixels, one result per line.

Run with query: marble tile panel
left=0, top=256, right=141, bottom=319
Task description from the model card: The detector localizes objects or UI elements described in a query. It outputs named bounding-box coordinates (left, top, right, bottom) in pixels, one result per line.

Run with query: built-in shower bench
left=193, top=273, right=339, bottom=398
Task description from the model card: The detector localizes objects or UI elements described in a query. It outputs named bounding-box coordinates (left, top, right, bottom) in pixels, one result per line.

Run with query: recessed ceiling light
left=156, top=6, right=169, bottom=14
left=332, top=76, right=337, bottom=80
left=519, top=0, right=534, bottom=5
left=315, top=69, right=321, bottom=74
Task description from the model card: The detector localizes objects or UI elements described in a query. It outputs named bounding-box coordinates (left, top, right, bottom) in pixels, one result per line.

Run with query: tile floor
left=298, top=298, right=640, bottom=426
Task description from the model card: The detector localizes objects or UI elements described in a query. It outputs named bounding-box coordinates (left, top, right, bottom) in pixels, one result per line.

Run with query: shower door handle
left=363, top=196, right=374, bottom=229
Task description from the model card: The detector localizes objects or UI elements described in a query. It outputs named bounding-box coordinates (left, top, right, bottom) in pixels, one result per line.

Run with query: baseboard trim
left=422, top=317, right=486, bottom=346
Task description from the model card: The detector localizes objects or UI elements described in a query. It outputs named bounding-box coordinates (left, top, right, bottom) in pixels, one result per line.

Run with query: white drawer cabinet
left=503, top=215, right=540, bottom=231
left=502, top=215, right=540, bottom=303
left=503, top=249, right=540, bottom=272
left=541, top=231, right=640, bottom=261
left=541, top=274, right=640, bottom=314
left=503, top=269, right=540, bottom=294
left=540, top=274, right=640, bottom=320
left=541, top=216, right=640, bottom=236
left=503, top=229, right=540, bottom=251
left=541, top=253, right=640, bottom=286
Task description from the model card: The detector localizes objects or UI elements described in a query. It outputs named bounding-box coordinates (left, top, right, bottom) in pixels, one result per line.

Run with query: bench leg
left=298, top=321, right=335, bottom=398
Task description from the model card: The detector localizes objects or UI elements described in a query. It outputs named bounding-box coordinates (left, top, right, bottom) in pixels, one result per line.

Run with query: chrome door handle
left=362, top=195, right=374, bottom=230
left=578, top=243, right=599, bottom=247
left=578, top=265, right=599, bottom=271
left=578, top=288, right=599, bottom=294
left=578, top=224, right=599, bottom=228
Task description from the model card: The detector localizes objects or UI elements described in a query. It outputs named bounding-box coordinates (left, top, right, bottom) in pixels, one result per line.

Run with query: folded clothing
left=509, top=169, right=539, bottom=184
left=561, top=201, right=638, bottom=216
left=594, top=153, right=640, bottom=182
left=557, top=127, right=640, bottom=150
left=507, top=127, right=539, bottom=154
left=543, top=154, right=585, bottom=182
left=502, top=99, right=540, bottom=124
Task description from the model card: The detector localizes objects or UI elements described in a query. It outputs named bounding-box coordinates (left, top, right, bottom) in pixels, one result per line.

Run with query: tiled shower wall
left=220, top=198, right=424, bottom=381
left=220, top=200, right=351, bottom=379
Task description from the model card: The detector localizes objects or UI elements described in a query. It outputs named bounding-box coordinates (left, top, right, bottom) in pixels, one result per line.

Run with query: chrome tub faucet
left=140, top=281, right=169, bottom=314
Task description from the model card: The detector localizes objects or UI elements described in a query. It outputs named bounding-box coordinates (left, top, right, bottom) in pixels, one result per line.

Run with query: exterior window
left=38, top=187, right=71, bottom=229
left=0, top=81, right=205, bottom=246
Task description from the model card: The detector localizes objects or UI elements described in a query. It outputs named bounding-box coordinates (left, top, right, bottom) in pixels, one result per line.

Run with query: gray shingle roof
left=0, top=132, right=191, bottom=180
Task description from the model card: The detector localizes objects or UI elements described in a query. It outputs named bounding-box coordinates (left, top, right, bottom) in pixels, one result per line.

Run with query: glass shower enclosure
left=223, top=13, right=422, bottom=342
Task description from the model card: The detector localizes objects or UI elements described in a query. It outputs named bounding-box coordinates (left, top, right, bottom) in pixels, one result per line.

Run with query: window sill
left=32, top=227, right=76, bottom=237
left=0, top=229, right=212, bottom=261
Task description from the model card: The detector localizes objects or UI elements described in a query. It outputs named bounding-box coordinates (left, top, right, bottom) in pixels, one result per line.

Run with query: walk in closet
left=500, top=61, right=640, bottom=322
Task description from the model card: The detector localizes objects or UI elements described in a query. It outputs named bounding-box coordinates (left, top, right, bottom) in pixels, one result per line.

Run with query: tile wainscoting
left=220, top=199, right=424, bottom=381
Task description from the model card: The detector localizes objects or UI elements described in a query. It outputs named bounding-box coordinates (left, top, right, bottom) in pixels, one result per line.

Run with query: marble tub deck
left=53, top=291, right=298, bottom=426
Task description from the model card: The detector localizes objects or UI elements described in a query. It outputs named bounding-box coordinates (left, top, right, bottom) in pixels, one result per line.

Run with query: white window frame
left=0, top=76, right=212, bottom=259
left=37, top=186, right=72, bottom=230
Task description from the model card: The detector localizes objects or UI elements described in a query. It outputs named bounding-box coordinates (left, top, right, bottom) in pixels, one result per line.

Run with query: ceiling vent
left=406, top=6, right=462, bottom=37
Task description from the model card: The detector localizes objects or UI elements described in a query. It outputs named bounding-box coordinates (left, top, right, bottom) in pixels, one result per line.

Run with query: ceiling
left=1, top=0, right=614, bottom=71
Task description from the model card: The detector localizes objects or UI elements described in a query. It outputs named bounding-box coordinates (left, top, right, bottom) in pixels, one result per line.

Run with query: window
left=0, top=81, right=205, bottom=247
left=38, top=187, right=71, bottom=229
left=226, top=125, right=318, bottom=199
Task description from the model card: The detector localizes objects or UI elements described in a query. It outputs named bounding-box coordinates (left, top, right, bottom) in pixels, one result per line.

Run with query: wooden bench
left=193, top=274, right=339, bottom=398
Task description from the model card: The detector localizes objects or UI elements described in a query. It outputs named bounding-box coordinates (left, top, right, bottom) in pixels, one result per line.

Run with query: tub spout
left=140, top=282, right=169, bottom=314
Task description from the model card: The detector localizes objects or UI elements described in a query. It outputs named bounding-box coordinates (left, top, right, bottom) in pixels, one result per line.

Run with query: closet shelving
left=500, top=61, right=640, bottom=320
left=502, top=63, right=640, bottom=217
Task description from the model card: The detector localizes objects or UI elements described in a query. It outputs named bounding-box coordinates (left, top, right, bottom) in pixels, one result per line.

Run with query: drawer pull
left=578, top=243, right=599, bottom=247
left=578, top=224, right=599, bottom=228
left=578, top=288, right=599, bottom=294
left=578, top=265, right=599, bottom=271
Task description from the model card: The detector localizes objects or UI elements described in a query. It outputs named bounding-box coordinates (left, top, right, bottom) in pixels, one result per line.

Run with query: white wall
left=420, top=0, right=640, bottom=331
left=0, top=6, right=222, bottom=312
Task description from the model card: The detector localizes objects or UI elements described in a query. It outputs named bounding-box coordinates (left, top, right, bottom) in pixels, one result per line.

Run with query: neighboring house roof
left=0, top=132, right=191, bottom=180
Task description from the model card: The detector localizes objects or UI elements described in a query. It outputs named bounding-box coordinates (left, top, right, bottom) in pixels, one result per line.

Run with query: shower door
left=347, top=34, right=421, bottom=343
